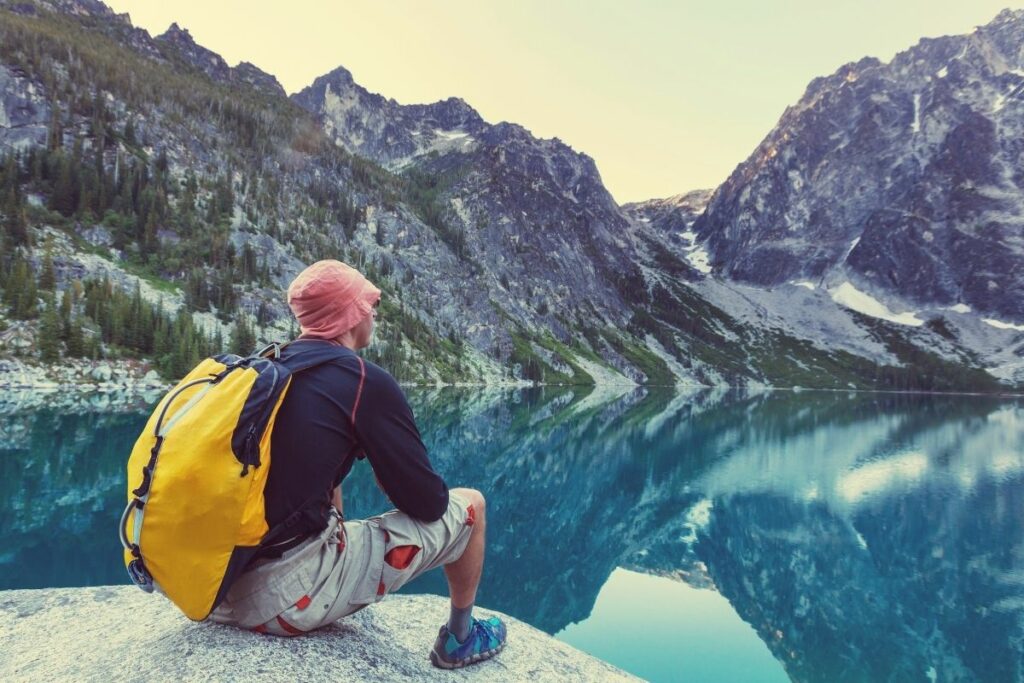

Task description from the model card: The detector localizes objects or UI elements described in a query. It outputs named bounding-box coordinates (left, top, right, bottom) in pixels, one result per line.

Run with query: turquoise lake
left=2, top=386, right=1023, bottom=682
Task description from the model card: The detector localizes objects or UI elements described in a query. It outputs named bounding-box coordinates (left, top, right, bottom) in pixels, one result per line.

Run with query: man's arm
left=351, top=363, right=449, bottom=521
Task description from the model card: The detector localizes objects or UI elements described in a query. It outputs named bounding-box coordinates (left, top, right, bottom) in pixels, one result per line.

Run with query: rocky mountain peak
left=623, top=189, right=713, bottom=247
left=233, top=61, right=285, bottom=97
left=419, top=96, right=483, bottom=128
left=156, top=21, right=232, bottom=83
left=158, top=21, right=192, bottom=45
left=651, top=189, right=715, bottom=213
left=296, top=64, right=385, bottom=113
left=319, top=64, right=357, bottom=88
left=987, top=7, right=1024, bottom=26
left=689, top=6, right=1024, bottom=322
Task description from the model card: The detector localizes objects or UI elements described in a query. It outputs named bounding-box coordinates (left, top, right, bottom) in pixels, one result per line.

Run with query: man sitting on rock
left=210, top=259, right=507, bottom=669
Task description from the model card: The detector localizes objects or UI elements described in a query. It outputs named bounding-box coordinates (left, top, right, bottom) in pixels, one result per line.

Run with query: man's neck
left=296, top=333, right=357, bottom=351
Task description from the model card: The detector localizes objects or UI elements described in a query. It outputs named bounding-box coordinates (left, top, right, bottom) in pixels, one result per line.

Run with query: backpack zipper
left=240, top=361, right=280, bottom=477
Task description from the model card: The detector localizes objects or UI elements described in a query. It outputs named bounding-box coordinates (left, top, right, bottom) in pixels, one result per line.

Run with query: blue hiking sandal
left=429, top=616, right=508, bottom=669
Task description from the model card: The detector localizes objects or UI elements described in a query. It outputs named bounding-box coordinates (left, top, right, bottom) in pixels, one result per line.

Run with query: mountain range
left=1, top=0, right=1023, bottom=391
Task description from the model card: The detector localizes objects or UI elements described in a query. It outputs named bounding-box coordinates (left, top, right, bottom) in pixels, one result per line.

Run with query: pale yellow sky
left=104, top=1, right=1022, bottom=203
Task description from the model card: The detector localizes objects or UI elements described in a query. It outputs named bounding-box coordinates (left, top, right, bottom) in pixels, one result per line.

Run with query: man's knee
left=451, top=487, right=485, bottom=520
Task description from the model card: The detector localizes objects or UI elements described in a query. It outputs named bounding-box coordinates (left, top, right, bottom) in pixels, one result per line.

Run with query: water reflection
left=1, top=388, right=1022, bottom=682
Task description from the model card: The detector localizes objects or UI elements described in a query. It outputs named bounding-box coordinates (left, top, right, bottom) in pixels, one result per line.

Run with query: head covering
left=287, top=260, right=381, bottom=339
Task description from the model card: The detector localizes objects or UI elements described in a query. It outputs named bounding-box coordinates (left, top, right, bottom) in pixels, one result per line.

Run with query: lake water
left=2, top=386, right=1023, bottom=682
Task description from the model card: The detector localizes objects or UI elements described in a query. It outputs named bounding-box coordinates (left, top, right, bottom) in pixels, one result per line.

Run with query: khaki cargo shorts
left=209, top=491, right=476, bottom=636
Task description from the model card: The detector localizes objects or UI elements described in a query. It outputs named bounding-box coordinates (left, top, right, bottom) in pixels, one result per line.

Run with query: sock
left=448, top=603, right=474, bottom=642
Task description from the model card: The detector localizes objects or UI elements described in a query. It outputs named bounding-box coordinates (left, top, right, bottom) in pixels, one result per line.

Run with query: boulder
left=90, top=363, right=113, bottom=382
left=0, top=586, right=638, bottom=682
left=79, top=224, right=114, bottom=248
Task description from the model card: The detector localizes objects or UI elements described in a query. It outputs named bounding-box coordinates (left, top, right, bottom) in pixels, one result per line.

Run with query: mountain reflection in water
left=1, top=386, right=1022, bottom=682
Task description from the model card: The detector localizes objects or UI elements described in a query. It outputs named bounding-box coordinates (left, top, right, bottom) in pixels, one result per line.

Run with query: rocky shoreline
left=0, top=358, right=168, bottom=412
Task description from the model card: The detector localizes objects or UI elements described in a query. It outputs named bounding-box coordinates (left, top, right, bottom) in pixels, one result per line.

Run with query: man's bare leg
left=444, top=487, right=486, bottom=609
left=431, top=486, right=506, bottom=667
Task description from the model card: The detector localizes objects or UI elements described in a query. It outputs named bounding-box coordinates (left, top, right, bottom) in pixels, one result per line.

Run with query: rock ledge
left=0, top=586, right=638, bottom=682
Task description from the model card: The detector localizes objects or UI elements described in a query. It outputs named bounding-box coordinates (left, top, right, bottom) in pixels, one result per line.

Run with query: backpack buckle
left=127, top=558, right=155, bottom=593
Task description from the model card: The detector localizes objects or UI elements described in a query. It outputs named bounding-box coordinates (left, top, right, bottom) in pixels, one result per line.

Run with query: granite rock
left=0, top=586, right=639, bottom=682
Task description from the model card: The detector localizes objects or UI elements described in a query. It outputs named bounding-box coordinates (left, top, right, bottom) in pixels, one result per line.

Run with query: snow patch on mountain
left=691, top=279, right=893, bottom=363
left=686, top=246, right=712, bottom=274
left=983, top=317, right=1024, bottom=332
left=400, top=127, right=478, bottom=163
left=830, top=282, right=924, bottom=327
left=434, top=128, right=470, bottom=141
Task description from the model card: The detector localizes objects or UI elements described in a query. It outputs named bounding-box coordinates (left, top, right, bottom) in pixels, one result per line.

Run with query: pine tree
left=50, top=153, right=77, bottom=217
left=38, top=295, right=62, bottom=362
left=47, top=102, right=63, bottom=151
left=66, top=315, right=86, bottom=358
left=123, top=118, right=136, bottom=146
left=3, top=187, right=30, bottom=247
left=240, top=243, right=258, bottom=282
left=1, top=153, right=17, bottom=191
left=38, top=247, right=56, bottom=291
left=2, top=255, right=24, bottom=312
left=142, top=210, right=159, bottom=256
left=213, top=327, right=224, bottom=354
left=6, top=255, right=38, bottom=319
left=59, top=288, right=73, bottom=339
left=230, top=315, right=256, bottom=355
left=127, top=282, right=144, bottom=351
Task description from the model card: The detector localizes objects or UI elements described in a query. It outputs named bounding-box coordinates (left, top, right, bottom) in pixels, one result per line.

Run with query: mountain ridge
left=0, top=0, right=1017, bottom=391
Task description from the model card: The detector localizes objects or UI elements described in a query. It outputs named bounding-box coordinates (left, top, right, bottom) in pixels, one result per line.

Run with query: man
left=210, top=259, right=507, bottom=669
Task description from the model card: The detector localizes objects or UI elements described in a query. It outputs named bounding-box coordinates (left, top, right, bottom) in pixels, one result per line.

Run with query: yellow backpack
left=118, top=342, right=358, bottom=620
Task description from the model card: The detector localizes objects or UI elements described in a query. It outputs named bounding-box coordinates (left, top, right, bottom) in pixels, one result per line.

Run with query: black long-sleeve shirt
left=262, top=339, right=449, bottom=545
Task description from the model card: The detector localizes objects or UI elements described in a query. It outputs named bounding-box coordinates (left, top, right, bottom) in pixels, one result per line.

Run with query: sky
left=103, top=1, right=1023, bottom=204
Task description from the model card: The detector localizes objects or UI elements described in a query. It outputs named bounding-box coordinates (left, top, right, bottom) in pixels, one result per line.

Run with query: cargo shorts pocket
left=259, top=591, right=320, bottom=636
left=378, top=536, right=424, bottom=598
left=346, top=523, right=388, bottom=606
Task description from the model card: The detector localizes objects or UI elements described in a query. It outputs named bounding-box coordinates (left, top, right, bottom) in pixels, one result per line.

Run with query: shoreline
left=2, top=356, right=1022, bottom=405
